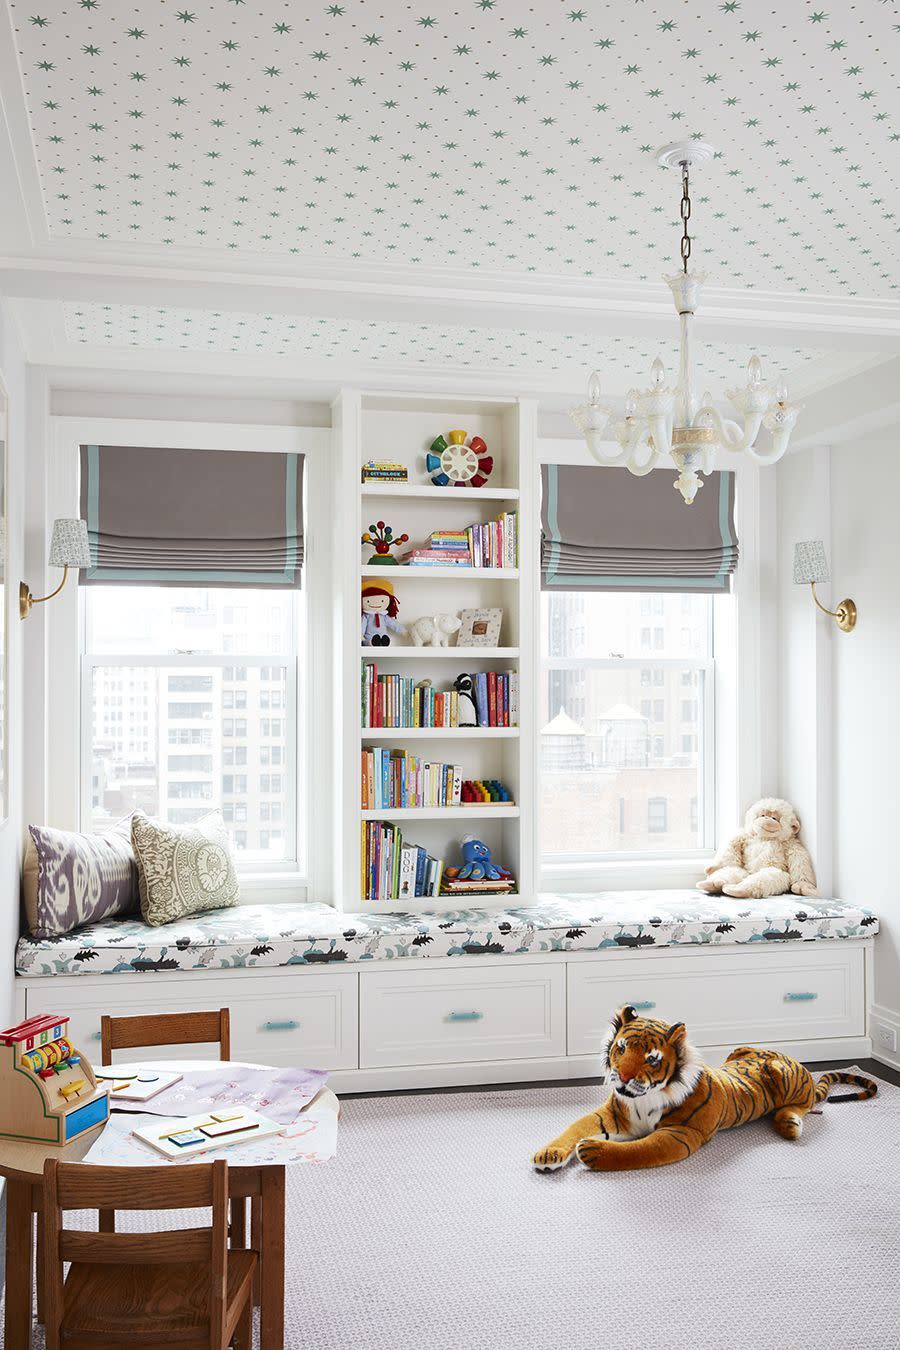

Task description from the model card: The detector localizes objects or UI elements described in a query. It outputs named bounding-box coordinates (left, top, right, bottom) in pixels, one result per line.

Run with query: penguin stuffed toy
left=454, top=673, right=480, bottom=727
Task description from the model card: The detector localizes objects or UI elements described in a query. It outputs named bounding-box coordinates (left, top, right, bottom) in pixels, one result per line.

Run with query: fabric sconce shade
left=20, top=517, right=91, bottom=619
left=48, top=518, right=91, bottom=569
left=79, top=444, right=304, bottom=587
left=540, top=464, right=738, bottom=593
left=793, top=540, right=830, bottom=585
left=793, top=539, right=856, bottom=633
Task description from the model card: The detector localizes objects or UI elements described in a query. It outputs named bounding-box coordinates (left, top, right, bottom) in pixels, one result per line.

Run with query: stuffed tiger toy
left=533, top=1004, right=877, bottom=1172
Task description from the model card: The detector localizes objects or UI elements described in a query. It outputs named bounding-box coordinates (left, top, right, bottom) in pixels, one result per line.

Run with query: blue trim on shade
left=86, top=445, right=100, bottom=570
left=541, top=465, right=736, bottom=593
left=84, top=446, right=303, bottom=587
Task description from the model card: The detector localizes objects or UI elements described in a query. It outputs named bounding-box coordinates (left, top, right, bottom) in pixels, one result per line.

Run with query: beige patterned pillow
left=131, top=811, right=240, bottom=927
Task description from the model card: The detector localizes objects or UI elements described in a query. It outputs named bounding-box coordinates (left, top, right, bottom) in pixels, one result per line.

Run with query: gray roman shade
left=541, top=464, right=738, bottom=592
left=79, top=444, right=304, bottom=587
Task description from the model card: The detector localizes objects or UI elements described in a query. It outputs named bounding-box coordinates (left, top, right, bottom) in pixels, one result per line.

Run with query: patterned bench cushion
left=15, top=891, right=878, bottom=977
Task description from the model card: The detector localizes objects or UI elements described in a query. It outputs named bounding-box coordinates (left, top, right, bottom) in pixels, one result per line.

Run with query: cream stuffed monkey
left=697, top=797, right=818, bottom=900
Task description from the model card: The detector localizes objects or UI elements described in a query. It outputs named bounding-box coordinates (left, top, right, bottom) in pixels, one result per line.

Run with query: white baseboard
left=869, top=1003, right=900, bottom=1071
left=327, top=1035, right=873, bottom=1095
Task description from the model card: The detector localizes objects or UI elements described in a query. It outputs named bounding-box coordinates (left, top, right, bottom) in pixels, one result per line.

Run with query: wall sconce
left=793, top=540, right=857, bottom=633
left=20, top=518, right=91, bottom=620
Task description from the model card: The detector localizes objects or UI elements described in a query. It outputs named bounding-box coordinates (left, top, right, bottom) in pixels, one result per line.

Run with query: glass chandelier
left=570, top=142, right=801, bottom=504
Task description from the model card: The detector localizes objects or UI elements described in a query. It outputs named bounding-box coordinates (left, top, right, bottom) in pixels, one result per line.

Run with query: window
left=648, top=797, right=668, bottom=833
left=83, top=586, right=299, bottom=866
left=540, top=590, right=715, bottom=862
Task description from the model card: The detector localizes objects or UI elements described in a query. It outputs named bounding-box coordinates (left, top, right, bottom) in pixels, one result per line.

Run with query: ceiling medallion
left=571, top=142, right=801, bottom=504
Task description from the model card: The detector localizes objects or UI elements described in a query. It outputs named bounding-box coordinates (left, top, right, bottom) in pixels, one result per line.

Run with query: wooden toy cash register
left=0, top=1014, right=109, bottom=1144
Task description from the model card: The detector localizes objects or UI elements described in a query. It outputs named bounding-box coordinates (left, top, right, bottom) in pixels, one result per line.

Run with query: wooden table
left=0, top=1058, right=339, bottom=1350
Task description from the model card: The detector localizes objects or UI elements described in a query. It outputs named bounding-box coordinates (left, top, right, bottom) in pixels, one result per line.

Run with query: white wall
left=0, top=299, right=27, bottom=1022
left=778, top=430, right=900, bottom=1059
left=776, top=446, right=833, bottom=894
left=829, top=428, right=900, bottom=1056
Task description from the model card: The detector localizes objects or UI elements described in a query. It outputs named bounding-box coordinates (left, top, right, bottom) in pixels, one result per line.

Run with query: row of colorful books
left=402, top=513, right=518, bottom=569
left=361, top=749, right=463, bottom=810
left=361, top=820, right=443, bottom=901
left=362, top=664, right=519, bottom=728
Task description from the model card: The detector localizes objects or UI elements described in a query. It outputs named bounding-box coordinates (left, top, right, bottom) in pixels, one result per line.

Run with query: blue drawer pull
left=262, top=1019, right=300, bottom=1031
left=446, top=1011, right=483, bottom=1023
left=784, top=992, right=818, bottom=1002
left=91, top=1031, right=102, bottom=1041
left=630, top=1000, right=656, bottom=1010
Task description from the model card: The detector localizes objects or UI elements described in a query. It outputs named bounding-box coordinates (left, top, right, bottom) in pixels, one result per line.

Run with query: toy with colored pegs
left=426, top=430, right=493, bottom=488
left=460, top=778, right=514, bottom=805
left=362, top=520, right=410, bottom=565
left=0, top=1013, right=109, bottom=1145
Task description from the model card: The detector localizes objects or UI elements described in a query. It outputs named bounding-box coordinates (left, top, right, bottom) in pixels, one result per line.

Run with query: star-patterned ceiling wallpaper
left=63, top=300, right=836, bottom=391
left=9, top=0, right=900, bottom=297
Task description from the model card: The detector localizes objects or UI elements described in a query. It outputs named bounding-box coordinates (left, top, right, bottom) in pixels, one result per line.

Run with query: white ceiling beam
left=2, top=254, right=900, bottom=353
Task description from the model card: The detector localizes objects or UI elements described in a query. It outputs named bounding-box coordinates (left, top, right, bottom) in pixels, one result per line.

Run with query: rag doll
left=697, top=796, right=817, bottom=899
left=361, top=579, right=406, bottom=647
left=532, top=1004, right=876, bottom=1173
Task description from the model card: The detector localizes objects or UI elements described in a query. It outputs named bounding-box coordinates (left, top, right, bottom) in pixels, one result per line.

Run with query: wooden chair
left=97, top=1010, right=242, bottom=1243
left=42, top=1157, right=255, bottom=1350
left=100, top=1008, right=231, bottom=1066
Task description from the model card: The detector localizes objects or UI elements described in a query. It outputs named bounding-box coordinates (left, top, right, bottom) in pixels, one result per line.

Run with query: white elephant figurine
left=408, top=613, right=462, bottom=647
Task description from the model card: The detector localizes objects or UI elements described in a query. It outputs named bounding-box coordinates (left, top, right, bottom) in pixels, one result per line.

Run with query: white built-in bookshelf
left=333, top=391, right=537, bottom=914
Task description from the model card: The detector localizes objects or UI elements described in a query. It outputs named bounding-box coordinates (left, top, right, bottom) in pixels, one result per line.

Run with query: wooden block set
left=0, top=1013, right=109, bottom=1145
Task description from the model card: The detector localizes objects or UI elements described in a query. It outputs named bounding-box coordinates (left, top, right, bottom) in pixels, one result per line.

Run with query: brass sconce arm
left=19, top=567, right=70, bottom=620
left=810, top=582, right=857, bottom=633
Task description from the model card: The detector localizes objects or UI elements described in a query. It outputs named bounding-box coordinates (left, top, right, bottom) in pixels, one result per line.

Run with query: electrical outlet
left=874, top=1023, right=897, bottom=1053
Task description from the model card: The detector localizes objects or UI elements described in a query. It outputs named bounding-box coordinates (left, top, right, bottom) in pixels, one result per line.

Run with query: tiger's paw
left=575, top=1137, right=608, bottom=1170
left=532, top=1146, right=572, bottom=1172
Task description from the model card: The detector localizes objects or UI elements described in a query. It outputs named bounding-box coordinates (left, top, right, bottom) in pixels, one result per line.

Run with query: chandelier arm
left=696, top=405, right=763, bottom=454
left=585, top=432, right=637, bottom=468
left=744, top=435, right=792, bottom=467
left=627, top=427, right=660, bottom=476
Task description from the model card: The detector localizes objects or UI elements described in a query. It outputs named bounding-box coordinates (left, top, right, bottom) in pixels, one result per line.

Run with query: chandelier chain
left=679, top=162, right=691, bottom=274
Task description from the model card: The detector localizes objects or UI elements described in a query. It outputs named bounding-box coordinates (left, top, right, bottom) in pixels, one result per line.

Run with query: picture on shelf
left=457, top=607, right=503, bottom=647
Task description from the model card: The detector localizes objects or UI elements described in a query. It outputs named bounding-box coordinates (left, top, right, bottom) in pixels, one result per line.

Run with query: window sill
left=236, top=872, right=310, bottom=905
left=541, top=855, right=713, bottom=894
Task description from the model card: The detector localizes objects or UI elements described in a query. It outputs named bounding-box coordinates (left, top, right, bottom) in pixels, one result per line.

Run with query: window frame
left=535, top=440, right=769, bottom=893
left=46, top=416, right=332, bottom=904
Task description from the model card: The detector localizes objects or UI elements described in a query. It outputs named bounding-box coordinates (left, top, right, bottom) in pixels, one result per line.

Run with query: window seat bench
left=15, top=892, right=878, bottom=978
left=14, top=893, right=877, bottom=1093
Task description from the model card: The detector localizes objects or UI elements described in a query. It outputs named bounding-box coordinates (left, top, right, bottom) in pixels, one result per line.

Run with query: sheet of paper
left=116, top=1064, right=328, bottom=1123
left=81, top=1102, right=337, bottom=1167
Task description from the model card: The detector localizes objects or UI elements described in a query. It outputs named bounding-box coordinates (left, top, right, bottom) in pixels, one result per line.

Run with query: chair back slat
left=55, top=1161, right=217, bottom=1211
left=100, top=1008, right=230, bottom=1064
left=60, top=1227, right=212, bottom=1266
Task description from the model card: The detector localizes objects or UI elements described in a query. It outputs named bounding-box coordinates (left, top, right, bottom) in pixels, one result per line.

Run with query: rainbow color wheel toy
left=426, top=429, right=494, bottom=488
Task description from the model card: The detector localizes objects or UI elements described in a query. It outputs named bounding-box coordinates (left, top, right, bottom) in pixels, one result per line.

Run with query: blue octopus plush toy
left=457, top=836, right=506, bottom=882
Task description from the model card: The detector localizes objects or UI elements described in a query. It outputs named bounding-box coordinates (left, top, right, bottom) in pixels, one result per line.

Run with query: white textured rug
left=4, top=1070, right=897, bottom=1349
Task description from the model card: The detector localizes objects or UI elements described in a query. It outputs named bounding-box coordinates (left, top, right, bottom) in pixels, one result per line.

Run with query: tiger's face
left=601, top=1005, right=692, bottom=1101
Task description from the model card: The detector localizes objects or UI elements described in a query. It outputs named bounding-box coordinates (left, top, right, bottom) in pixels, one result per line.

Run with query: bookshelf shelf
left=358, top=646, right=519, bottom=660
left=360, top=727, right=519, bottom=740
left=360, top=566, right=519, bottom=581
left=362, top=484, right=520, bottom=501
left=336, top=388, right=537, bottom=910
left=360, top=807, right=520, bottom=821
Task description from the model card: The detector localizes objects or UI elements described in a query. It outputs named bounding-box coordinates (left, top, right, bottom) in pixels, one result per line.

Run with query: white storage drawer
left=27, top=971, right=359, bottom=1071
left=360, top=962, right=566, bottom=1068
left=567, top=945, right=865, bottom=1056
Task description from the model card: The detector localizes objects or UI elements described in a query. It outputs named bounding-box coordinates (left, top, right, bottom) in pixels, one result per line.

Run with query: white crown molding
left=3, top=253, right=900, bottom=357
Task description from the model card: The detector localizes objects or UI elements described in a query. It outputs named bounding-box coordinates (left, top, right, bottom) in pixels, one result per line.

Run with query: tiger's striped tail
left=814, top=1070, right=878, bottom=1104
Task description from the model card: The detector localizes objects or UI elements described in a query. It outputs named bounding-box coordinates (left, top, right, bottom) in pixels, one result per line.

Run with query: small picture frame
left=457, top=607, right=503, bottom=647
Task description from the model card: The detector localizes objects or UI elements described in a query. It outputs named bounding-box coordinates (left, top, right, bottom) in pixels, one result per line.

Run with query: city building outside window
left=83, top=586, right=300, bottom=866
left=540, top=590, right=716, bottom=863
